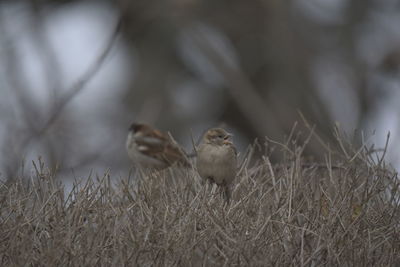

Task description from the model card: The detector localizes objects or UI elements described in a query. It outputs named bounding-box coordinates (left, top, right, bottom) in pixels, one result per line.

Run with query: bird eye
left=218, top=135, right=224, bottom=138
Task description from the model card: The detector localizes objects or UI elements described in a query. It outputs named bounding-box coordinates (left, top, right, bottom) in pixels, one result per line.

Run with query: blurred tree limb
left=1, top=7, right=122, bottom=178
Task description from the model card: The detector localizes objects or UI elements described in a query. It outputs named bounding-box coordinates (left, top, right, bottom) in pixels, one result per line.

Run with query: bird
left=196, top=128, right=237, bottom=203
left=126, top=123, right=190, bottom=169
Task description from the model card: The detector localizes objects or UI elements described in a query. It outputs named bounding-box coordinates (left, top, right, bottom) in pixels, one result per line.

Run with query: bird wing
left=223, top=140, right=237, bottom=156
left=135, top=134, right=190, bottom=167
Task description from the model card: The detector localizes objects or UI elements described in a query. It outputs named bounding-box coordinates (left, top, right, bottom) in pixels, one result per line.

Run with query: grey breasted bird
left=196, top=128, right=237, bottom=203
left=126, top=123, right=190, bottom=169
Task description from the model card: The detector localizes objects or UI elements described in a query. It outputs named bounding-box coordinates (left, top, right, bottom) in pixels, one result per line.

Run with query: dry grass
left=1, top=136, right=400, bottom=266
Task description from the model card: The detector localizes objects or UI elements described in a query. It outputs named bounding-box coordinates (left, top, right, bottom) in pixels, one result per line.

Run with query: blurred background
left=1, top=0, right=400, bottom=185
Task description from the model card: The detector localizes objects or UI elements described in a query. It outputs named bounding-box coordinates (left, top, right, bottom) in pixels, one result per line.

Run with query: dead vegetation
left=1, top=134, right=400, bottom=266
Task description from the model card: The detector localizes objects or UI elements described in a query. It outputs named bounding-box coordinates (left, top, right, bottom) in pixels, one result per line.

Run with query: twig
left=15, top=18, right=122, bottom=172
left=189, top=28, right=284, bottom=140
left=38, top=18, right=122, bottom=137
left=377, top=132, right=390, bottom=166
left=298, top=111, right=333, bottom=154
left=189, top=128, right=198, bottom=157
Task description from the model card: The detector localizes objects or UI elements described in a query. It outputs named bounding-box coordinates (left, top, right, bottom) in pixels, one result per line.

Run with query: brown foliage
left=1, top=137, right=400, bottom=266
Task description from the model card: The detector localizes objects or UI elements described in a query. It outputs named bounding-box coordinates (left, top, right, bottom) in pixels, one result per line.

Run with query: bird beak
left=223, top=139, right=233, bottom=145
left=224, top=133, right=233, bottom=140
left=223, top=133, right=233, bottom=145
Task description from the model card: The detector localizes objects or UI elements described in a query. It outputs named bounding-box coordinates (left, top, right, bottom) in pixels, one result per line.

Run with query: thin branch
left=18, top=18, right=122, bottom=156
left=298, top=111, right=334, bottom=154
left=38, top=18, right=122, bottom=137
left=2, top=15, right=121, bottom=179
left=190, top=28, right=285, bottom=140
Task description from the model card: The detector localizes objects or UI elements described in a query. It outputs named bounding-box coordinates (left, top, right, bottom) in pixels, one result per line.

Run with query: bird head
left=204, top=128, right=233, bottom=146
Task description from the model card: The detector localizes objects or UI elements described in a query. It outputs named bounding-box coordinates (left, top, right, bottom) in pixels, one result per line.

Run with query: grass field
left=1, top=135, right=400, bottom=266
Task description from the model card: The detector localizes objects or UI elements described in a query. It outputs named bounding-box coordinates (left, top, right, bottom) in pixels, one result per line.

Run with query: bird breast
left=197, top=144, right=237, bottom=185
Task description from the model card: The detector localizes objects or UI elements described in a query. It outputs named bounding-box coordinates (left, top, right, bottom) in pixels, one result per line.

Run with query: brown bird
left=196, top=128, right=237, bottom=203
left=126, top=123, right=190, bottom=169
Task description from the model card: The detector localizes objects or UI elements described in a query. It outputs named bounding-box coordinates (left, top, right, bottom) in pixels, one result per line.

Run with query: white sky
left=0, top=1, right=134, bottom=187
left=0, top=0, right=399, bottom=185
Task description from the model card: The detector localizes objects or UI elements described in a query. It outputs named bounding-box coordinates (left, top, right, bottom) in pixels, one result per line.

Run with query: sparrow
left=196, top=128, right=237, bottom=203
left=126, top=123, right=190, bottom=169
